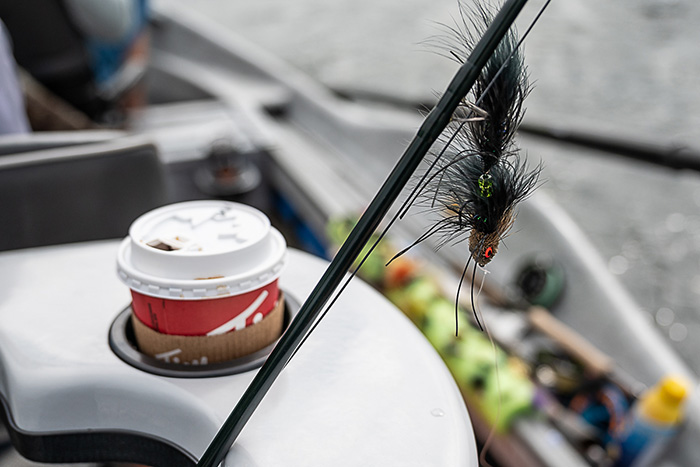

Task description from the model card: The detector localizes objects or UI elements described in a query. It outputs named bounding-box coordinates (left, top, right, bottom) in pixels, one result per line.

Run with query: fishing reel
left=514, top=253, right=566, bottom=309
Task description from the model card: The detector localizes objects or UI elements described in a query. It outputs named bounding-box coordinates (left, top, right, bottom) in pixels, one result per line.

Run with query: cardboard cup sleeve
left=132, top=293, right=285, bottom=364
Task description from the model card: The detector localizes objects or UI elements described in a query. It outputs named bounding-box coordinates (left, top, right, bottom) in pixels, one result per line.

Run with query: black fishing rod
left=196, top=1, right=530, bottom=465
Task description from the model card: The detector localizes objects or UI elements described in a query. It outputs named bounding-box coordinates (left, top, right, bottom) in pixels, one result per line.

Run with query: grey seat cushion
left=0, top=137, right=168, bottom=251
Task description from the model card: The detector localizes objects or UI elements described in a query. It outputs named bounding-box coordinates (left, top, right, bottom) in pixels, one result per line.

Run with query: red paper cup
left=129, top=281, right=280, bottom=336
left=117, top=201, right=287, bottom=337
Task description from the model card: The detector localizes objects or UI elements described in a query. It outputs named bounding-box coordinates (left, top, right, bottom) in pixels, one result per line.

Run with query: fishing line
left=473, top=267, right=502, bottom=467
left=471, top=260, right=480, bottom=327
left=474, top=263, right=490, bottom=331
left=479, top=363, right=502, bottom=467
left=287, top=218, right=396, bottom=363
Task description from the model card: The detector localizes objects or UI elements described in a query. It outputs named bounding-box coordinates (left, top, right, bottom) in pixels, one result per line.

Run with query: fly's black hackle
left=416, top=0, right=541, bottom=264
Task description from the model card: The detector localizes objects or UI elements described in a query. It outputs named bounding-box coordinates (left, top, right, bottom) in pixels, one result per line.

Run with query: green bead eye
left=478, top=174, right=493, bottom=197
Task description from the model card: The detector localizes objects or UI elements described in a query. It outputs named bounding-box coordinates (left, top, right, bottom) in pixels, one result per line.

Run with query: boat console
left=0, top=243, right=476, bottom=466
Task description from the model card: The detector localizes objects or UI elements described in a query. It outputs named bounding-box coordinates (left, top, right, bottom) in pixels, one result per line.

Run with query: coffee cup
left=116, top=200, right=287, bottom=363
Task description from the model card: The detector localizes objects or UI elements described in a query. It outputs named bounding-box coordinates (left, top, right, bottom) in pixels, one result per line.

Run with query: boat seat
left=0, top=137, right=168, bottom=252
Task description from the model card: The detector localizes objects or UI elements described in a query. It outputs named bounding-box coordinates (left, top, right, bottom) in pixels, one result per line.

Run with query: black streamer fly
left=398, top=0, right=542, bottom=331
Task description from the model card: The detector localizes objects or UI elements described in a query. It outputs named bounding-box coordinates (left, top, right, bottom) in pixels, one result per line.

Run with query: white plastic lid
left=117, top=201, right=287, bottom=299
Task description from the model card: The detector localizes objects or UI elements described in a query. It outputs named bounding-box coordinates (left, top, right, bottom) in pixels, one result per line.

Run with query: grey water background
left=167, top=0, right=700, bottom=373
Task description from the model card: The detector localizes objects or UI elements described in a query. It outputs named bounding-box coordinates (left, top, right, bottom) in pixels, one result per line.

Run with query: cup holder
left=109, top=293, right=299, bottom=378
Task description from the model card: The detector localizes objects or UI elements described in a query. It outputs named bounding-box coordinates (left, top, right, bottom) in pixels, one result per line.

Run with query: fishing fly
left=395, top=0, right=542, bottom=331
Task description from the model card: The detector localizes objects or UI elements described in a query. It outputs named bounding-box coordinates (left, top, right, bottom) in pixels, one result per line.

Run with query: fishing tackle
left=397, top=0, right=542, bottom=330
left=430, top=1, right=540, bottom=266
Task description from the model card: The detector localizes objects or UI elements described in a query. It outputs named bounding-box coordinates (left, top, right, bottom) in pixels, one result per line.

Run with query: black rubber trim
left=109, top=293, right=299, bottom=378
left=0, top=392, right=196, bottom=466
